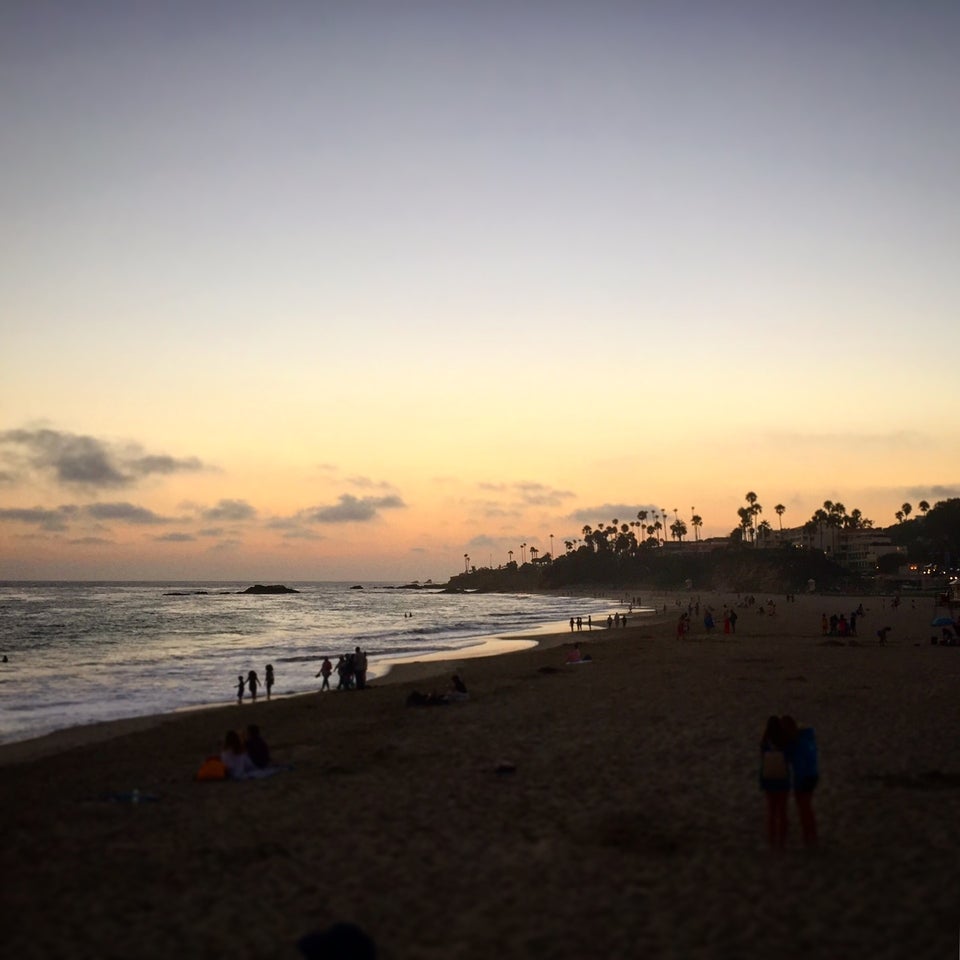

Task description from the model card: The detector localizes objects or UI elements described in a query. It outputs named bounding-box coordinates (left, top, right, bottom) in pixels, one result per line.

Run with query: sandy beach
left=2, top=590, right=959, bottom=959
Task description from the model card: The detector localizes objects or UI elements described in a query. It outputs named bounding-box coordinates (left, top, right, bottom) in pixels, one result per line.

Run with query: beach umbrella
left=931, top=616, right=956, bottom=627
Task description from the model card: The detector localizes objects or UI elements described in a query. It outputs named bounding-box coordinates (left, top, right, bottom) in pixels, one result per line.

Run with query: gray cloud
left=0, top=505, right=78, bottom=531
left=346, top=475, right=395, bottom=490
left=567, top=504, right=660, bottom=524
left=478, top=481, right=576, bottom=508
left=905, top=484, right=960, bottom=501
left=306, top=494, right=406, bottom=524
left=0, top=428, right=208, bottom=490
left=68, top=536, right=113, bottom=546
left=155, top=532, right=196, bottom=542
left=201, top=499, right=257, bottom=522
left=85, top=502, right=170, bottom=525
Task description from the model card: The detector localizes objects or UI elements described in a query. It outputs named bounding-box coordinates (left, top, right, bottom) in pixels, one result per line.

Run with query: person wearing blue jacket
left=782, top=715, right=819, bottom=846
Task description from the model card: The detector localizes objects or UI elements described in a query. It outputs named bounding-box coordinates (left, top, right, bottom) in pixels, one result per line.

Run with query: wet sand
left=2, top=591, right=958, bottom=959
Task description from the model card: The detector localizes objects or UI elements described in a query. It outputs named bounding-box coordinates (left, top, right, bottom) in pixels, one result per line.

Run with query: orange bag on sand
left=195, top=756, right=227, bottom=781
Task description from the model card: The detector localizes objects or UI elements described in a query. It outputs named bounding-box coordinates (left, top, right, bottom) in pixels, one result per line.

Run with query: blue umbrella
left=931, top=615, right=956, bottom=627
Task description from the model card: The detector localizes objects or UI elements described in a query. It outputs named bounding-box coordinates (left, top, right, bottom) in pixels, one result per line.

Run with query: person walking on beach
left=265, top=664, right=274, bottom=700
left=316, top=657, right=333, bottom=691
left=247, top=669, right=260, bottom=702
left=760, top=715, right=790, bottom=850
left=729, top=609, right=738, bottom=634
left=236, top=674, right=245, bottom=705
left=781, top=715, right=818, bottom=847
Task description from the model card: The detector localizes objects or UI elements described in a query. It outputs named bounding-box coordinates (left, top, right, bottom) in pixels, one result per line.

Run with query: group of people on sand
left=760, top=715, right=819, bottom=849
left=220, top=724, right=275, bottom=779
left=236, top=664, right=274, bottom=704
left=821, top=604, right=866, bottom=639
left=316, top=646, right=369, bottom=691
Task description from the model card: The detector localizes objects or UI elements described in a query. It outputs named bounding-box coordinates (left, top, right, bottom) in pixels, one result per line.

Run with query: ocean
left=0, top=581, right=621, bottom=746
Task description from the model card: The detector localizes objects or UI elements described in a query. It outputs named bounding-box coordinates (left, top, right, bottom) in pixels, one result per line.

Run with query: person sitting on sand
left=244, top=724, right=271, bottom=769
left=760, top=715, right=790, bottom=850
left=448, top=673, right=469, bottom=702
left=566, top=645, right=592, bottom=664
left=221, top=729, right=258, bottom=780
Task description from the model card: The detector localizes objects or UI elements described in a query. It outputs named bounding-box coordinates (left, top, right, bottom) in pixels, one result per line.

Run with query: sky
left=2, top=0, right=959, bottom=582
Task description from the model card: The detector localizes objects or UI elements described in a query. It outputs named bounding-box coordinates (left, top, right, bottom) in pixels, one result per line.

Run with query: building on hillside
left=778, top=524, right=905, bottom=573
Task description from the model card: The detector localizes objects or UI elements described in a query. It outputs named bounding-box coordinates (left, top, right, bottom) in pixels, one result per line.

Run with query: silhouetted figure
left=247, top=669, right=260, bottom=702
left=236, top=675, right=245, bottom=704
left=782, top=715, right=819, bottom=847
left=245, top=724, right=271, bottom=769
left=265, top=664, right=274, bottom=699
left=760, top=715, right=790, bottom=850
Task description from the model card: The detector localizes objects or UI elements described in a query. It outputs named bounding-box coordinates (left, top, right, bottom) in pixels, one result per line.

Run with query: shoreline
left=0, top=607, right=657, bottom=765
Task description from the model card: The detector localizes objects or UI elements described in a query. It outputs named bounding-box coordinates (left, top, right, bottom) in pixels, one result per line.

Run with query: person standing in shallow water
left=236, top=675, right=245, bottom=705
left=265, top=664, right=274, bottom=700
left=246, top=669, right=260, bottom=702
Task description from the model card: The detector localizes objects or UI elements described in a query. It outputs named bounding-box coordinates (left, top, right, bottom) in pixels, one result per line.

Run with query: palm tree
left=550, top=534, right=555, bottom=560
left=670, top=519, right=688, bottom=542
left=744, top=492, right=762, bottom=546
left=757, top=519, right=772, bottom=546
left=918, top=500, right=930, bottom=516
left=901, top=502, right=912, bottom=521
left=653, top=520, right=663, bottom=545
left=774, top=504, right=785, bottom=534
left=464, top=553, right=470, bottom=573
left=895, top=510, right=904, bottom=523
left=691, top=514, right=703, bottom=542
left=508, top=549, right=514, bottom=566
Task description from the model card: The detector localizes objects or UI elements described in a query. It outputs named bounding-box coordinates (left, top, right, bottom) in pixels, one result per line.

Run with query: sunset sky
left=2, top=1, right=959, bottom=582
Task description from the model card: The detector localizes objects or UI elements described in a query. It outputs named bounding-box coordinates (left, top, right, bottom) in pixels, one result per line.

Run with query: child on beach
left=246, top=669, right=260, bottom=702
left=236, top=675, right=245, bottom=704
left=265, top=664, right=274, bottom=699
left=760, top=716, right=790, bottom=850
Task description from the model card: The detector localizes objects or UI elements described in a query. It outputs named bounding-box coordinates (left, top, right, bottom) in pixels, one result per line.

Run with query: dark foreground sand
left=2, top=591, right=959, bottom=959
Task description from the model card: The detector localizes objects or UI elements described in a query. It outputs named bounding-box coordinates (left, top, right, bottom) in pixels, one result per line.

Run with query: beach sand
left=2, top=591, right=958, bottom=959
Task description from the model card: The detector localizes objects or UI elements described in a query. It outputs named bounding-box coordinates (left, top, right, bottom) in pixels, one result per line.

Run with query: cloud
left=68, top=536, right=113, bottom=546
left=0, top=428, right=208, bottom=490
left=905, top=484, right=960, bottom=501
left=0, top=505, right=78, bottom=531
left=346, top=475, right=395, bottom=490
left=281, top=529, right=325, bottom=541
left=305, top=494, right=406, bottom=524
left=568, top=504, right=658, bottom=524
left=478, top=481, right=576, bottom=508
left=155, top=532, right=196, bottom=542
left=85, top=502, right=170, bottom=525
left=201, top=499, right=257, bottom=522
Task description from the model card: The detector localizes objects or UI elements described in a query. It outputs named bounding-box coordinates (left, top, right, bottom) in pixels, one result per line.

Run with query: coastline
left=3, top=590, right=958, bottom=958
left=0, top=610, right=638, bottom=765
